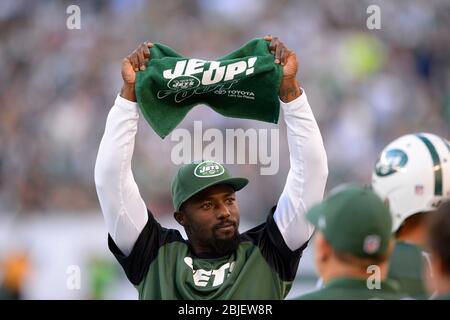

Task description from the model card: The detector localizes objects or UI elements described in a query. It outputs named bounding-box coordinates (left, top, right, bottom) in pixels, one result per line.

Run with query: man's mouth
left=215, top=222, right=236, bottom=231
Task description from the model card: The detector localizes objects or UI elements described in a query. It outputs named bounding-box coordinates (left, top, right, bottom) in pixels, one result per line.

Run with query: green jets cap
left=171, top=160, right=249, bottom=211
left=306, top=184, right=393, bottom=258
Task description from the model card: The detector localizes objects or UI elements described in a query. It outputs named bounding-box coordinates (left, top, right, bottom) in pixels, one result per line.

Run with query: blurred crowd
left=1, top=0, right=449, bottom=220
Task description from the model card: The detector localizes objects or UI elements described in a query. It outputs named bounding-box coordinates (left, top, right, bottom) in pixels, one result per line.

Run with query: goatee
left=212, top=231, right=240, bottom=256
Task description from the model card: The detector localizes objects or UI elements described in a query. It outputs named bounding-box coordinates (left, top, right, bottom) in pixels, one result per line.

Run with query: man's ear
left=431, top=254, right=445, bottom=276
left=386, top=238, right=395, bottom=257
left=174, top=211, right=186, bottom=226
left=315, top=232, right=332, bottom=262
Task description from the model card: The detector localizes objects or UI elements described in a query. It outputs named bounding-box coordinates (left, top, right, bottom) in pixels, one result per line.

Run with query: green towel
left=135, top=38, right=283, bottom=139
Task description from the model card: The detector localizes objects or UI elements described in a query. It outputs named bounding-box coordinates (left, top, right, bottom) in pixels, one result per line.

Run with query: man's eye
left=201, top=203, right=212, bottom=209
left=226, top=198, right=235, bottom=204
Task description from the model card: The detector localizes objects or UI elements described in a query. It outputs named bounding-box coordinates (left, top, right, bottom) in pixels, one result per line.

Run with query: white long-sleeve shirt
left=95, top=91, right=328, bottom=256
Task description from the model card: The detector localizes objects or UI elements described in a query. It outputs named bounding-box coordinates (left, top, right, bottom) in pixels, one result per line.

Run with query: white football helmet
left=372, top=133, right=450, bottom=232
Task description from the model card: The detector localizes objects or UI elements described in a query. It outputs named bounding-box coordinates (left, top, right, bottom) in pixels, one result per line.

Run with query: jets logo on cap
left=363, top=235, right=381, bottom=254
left=194, top=161, right=225, bottom=178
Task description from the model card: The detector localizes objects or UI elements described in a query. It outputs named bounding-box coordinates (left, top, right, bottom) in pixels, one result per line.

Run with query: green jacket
left=388, top=241, right=429, bottom=299
left=296, top=277, right=404, bottom=300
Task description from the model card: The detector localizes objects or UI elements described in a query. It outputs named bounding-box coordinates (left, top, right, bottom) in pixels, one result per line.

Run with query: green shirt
left=109, top=208, right=305, bottom=299
left=296, top=277, right=404, bottom=300
left=388, top=241, right=429, bottom=299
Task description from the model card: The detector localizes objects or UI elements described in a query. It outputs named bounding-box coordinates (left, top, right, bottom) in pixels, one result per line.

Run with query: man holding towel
left=94, top=36, right=328, bottom=299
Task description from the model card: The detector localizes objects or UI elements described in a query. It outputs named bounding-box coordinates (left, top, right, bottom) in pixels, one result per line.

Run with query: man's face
left=175, top=184, right=240, bottom=256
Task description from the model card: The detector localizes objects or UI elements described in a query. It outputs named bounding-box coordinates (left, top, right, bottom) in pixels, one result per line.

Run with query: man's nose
left=216, top=203, right=231, bottom=219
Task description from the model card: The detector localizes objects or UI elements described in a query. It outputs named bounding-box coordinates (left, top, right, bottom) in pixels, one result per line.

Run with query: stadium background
left=0, top=0, right=449, bottom=299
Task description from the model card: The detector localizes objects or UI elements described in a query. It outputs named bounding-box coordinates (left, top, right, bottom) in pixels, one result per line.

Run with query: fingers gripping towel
left=135, top=38, right=283, bottom=139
